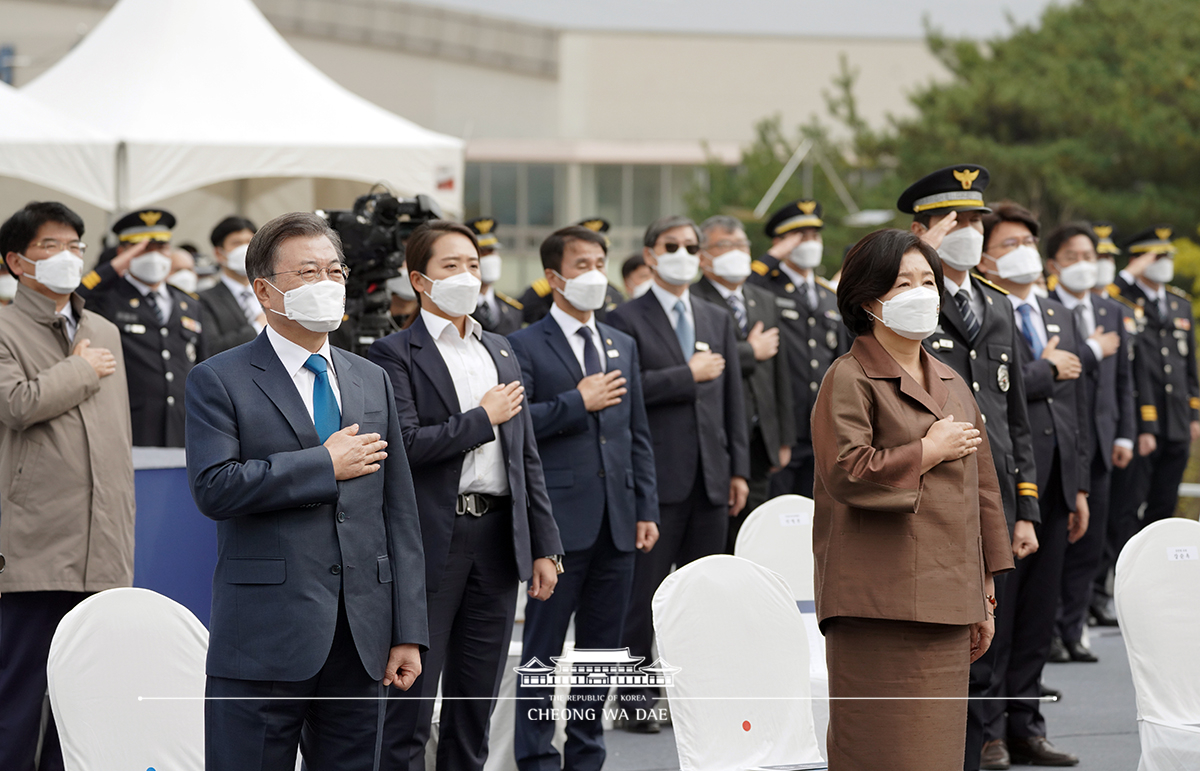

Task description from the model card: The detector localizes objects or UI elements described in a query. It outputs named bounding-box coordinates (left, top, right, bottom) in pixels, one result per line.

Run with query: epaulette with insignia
left=1167, top=285, right=1193, bottom=300
left=81, top=270, right=102, bottom=291
left=532, top=278, right=551, bottom=297
left=751, top=260, right=769, bottom=276
left=816, top=276, right=838, bottom=293
left=1110, top=292, right=1140, bottom=313
left=971, top=273, right=1009, bottom=295
left=1105, top=284, right=1120, bottom=298
left=497, top=291, right=523, bottom=310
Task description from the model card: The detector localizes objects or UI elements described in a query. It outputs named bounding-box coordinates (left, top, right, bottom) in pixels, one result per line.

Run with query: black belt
left=456, top=493, right=510, bottom=517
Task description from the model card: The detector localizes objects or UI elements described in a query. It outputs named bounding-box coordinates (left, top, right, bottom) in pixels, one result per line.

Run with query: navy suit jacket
left=508, top=314, right=660, bottom=553
left=606, top=290, right=750, bottom=506
left=367, top=315, right=562, bottom=593
left=185, top=332, right=428, bottom=682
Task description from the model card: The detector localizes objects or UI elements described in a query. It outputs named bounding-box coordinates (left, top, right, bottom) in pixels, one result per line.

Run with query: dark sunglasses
left=662, top=242, right=700, bottom=255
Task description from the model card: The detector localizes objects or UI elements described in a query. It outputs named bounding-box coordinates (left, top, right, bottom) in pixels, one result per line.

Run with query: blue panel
left=132, top=467, right=215, bottom=626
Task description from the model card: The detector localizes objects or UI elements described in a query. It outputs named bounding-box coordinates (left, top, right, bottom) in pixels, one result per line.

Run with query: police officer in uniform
left=465, top=216, right=524, bottom=335
left=520, top=218, right=623, bottom=324
left=1108, top=226, right=1199, bottom=554
left=900, top=166, right=1042, bottom=771
left=78, top=209, right=205, bottom=446
left=747, top=199, right=849, bottom=498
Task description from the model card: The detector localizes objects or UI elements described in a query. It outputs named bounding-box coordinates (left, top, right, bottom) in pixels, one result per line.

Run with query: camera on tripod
left=317, top=189, right=443, bottom=355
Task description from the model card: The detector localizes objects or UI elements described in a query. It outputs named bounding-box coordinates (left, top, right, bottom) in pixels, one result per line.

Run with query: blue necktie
left=304, top=354, right=341, bottom=443
left=576, top=327, right=602, bottom=376
left=674, top=299, right=695, bottom=359
left=1017, top=304, right=1044, bottom=359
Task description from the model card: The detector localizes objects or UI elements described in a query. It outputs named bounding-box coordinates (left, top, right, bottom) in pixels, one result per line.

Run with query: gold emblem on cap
left=475, top=219, right=495, bottom=234
left=953, top=169, right=980, bottom=190
left=798, top=200, right=817, bottom=214
left=582, top=220, right=605, bottom=232
left=139, top=211, right=163, bottom=227
left=1156, top=227, right=1172, bottom=241
left=1094, top=225, right=1113, bottom=239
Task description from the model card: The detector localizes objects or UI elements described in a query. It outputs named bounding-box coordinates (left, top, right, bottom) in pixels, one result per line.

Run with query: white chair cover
left=653, top=555, right=824, bottom=771
left=734, top=495, right=826, bottom=684
left=1115, top=518, right=1200, bottom=771
left=47, top=587, right=208, bottom=771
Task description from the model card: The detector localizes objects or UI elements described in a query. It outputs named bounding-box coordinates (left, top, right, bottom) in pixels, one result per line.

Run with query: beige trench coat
left=0, top=285, right=136, bottom=592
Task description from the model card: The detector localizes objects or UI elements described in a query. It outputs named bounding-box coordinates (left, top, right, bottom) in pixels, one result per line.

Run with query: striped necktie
left=954, top=289, right=981, bottom=343
left=726, top=292, right=749, bottom=335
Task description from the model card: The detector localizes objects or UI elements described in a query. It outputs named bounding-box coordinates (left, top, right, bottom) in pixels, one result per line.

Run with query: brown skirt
left=825, top=616, right=971, bottom=771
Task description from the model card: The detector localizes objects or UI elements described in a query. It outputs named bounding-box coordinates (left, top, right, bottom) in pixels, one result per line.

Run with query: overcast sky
left=411, top=0, right=1068, bottom=38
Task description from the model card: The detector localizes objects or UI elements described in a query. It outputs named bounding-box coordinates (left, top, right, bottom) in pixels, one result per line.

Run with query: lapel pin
left=695, top=341, right=711, bottom=351
left=500, top=349, right=509, bottom=357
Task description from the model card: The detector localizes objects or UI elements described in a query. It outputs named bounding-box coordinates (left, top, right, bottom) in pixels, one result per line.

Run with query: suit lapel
left=250, top=334, right=321, bottom=448
left=541, top=317, right=585, bottom=381
left=638, top=292, right=688, bottom=365
left=478, top=332, right=517, bottom=467
left=330, top=348, right=364, bottom=430
left=408, top=315, right=461, bottom=415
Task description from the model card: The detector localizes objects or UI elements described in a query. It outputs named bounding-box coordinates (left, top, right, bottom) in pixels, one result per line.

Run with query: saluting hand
left=107, top=239, right=148, bottom=277
left=73, top=338, right=117, bottom=378
left=917, top=210, right=958, bottom=250
left=481, top=381, right=524, bottom=425
left=324, top=424, right=387, bottom=480
left=577, top=370, right=627, bottom=412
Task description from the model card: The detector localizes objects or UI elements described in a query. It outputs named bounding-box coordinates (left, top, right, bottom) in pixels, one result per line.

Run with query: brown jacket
left=812, top=334, right=1014, bottom=628
left=0, top=285, right=136, bottom=593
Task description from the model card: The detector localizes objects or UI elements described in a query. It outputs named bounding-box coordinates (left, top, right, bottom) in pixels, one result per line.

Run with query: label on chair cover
left=779, top=512, right=809, bottom=527
left=1167, top=546, right=1198, bottom=561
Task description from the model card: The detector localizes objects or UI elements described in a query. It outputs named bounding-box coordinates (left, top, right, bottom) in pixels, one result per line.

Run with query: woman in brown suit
left=812, top=229, right=1014, bottom=770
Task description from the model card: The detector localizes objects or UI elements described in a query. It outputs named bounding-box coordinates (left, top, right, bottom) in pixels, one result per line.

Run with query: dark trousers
left=619, top=473, right=727, bottom=712
left=0, top=591, right=87, bottom=771
left=727, top=427, right=773, bottom=553
left=1057, top=459, right=1111, bottom=644
left=205, top=593, right=383, bottom=771
left=769, top=440, right=815, bottom=499
left=515, top=510, right=636, bottom=771
left=383, top=505, right=519, bottom=771
left=965, top=571, right=1011, bottom=770
left=983, top=460, right=1071, bottom=741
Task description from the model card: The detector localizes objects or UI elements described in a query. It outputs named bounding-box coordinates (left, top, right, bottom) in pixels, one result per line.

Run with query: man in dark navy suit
left=508, top=225, right=660, bottom=771
left=606, top=214, right=749, bottom=732
left=979, top=203, right=1092, bottom=768
left=367, top=220, right=563, bottom=771
left=185, top=212, right=428, bottom=771
left=1044, top=223, right=1134, bottom=665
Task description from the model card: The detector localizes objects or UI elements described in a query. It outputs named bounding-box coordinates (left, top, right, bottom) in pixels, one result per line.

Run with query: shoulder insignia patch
left=497, top=291, right=523, bottom=310
left=532, top=278, right=551, bottom=297
left=81, top=270, right=101, bottom=291
left=1167, top=284, right=1193, bottom=300
left=751, top=260, right=769, bottom=276
left=971, top=273, right=1009, bottom=296
left=815, top=276, right=838, bottom=293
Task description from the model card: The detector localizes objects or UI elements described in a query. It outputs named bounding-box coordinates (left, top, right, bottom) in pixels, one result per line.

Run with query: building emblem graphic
left=514, top=647, right=680, bottom=688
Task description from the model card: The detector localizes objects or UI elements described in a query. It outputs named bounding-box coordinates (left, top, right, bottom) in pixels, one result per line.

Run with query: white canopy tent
left=22, top=0, right=463, bottom=217
left=0, top=81, right=117, bottom=210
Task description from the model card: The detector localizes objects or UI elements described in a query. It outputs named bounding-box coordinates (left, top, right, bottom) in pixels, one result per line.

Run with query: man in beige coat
left=0, top=201, right=136, bottom=770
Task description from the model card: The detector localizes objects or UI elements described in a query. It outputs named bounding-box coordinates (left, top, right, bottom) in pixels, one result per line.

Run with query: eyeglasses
left=267, top=265, right=350, bottom=284
left=995, top=236, right=1039, bottom=250
left=661, top=242, right=700, bottom=255
left=705, top=239, right=751, bottom=251
left=30, top=239, right=86, bottom=255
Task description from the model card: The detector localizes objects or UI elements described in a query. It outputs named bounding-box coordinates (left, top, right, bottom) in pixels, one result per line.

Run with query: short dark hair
left=837, top=229, right=943, bottom=336
left=540, top=226, right=607, bottom=273
left=245, top=212, right=343, bottom=281
left=1044, top=222, right=1098, bottom=262
left=621, top=253, right=646, bottom=280
left=982, top=201, right=1040, bottom=250
left=0, top=201, right=85, bottom=258
left=210, top=216, right=257, bottom=249
left=404, top=220, right=479, bottom=279
left=643, top=215, right=700, bottom=248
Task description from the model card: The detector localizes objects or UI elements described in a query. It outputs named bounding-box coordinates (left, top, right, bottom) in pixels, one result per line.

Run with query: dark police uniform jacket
left=519, top=279, right=623, bottom=325
left=747, top=254, right=850, bottom=445
left=79, top=262, right=205, bottom=447
left=471, top=290, right=523, bottom=336
left=924, top=274, right=1040, bottom=532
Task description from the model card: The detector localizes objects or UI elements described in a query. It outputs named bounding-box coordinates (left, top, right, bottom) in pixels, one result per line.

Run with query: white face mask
left=224, top=244, right=249, bottom=276
left=937, top=226, right=985, bottom=271
left=421, top=270, right=481, bottom=317
left=1144, top=257, right=1175, bottom=284
left=129, top=251, right=173, bottom=285
left=554, top=268, right=609, bottom=312
left=167, top=269, right=198, bottom=295
left=266, top=278, right=346, bottom=332
left=387, top=273, right=416, bottom=301
left=0, top=273, right=18, bottom=301
left=630, top=280, right=652, bottom=299
left=992, top=245, right=1043, bottom=285
left=653, top=250, right=700, bottom=286
left=787, top=240, right=823, bottom=269
left=1056, top=260, right=1098, bottom=294
left=20, top=251, right=84, bottom=295
left=1094, top=259, right=1116, bottom=288
left=869, top=286, right=941, bottom=341
left=711, top=249, right=752, bottom=283
left=478, top=254, right=502, bottom=285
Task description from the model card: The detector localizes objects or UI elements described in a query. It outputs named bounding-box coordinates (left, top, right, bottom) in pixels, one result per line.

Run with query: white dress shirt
left=125, top=273, right=173, bottom=324
left=1054, top=287, right=1105, bottom=362
left=550, top=302, right=606, bottom=374
left=944, top=274, right=984, bottom=322
left=1009, top=292, right=1048, bottom=351
left=778, top=261, right=817, bottom=307
left=420, top=310, right=510, bottom=496
left=57, top=302, right=77, bottom=342
left=222, top=273, right=263, bottom=331
left=265, top=324, right=342, bottom=422
left=476, top=286, right=498, bottom=318
left=650, top=281, right=694, bottom=333
left=1135, top=276, right=1168, bottom=316
left=708, top=278, right=745, bottom=304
